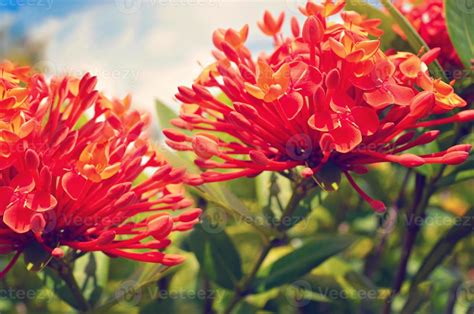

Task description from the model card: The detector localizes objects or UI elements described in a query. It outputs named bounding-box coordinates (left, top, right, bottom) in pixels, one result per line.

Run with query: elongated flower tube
left=165, top=0, right=474, bottom=211
left=393, top=0, right=463, bottom=70
left=0, top=61, right=201, bottom=276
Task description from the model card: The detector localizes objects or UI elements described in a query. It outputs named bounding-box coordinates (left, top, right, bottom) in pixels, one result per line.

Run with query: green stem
left=49, top=259, right=90, bottom=312
left=383, top=124, right=467, bottom=313
left=223, top=240, right=276, bottom=314
left=223, top=181, right=311, bottom=314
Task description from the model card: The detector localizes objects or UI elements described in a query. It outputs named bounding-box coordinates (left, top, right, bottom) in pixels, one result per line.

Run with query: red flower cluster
left=0, top=62, right=200, bottom=276
left=393, top=0, right=463, bottom=70
left=165, top=0, right=474, bottom=211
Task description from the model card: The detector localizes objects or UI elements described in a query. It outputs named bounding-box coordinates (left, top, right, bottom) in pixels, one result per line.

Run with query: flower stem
left=223, top=180, right=312, bottom=313
left=49, top=258, right=90, bottom=312
left=0, top=251, right=21, bottom=279
left=223, top=239, right=276, bottom=314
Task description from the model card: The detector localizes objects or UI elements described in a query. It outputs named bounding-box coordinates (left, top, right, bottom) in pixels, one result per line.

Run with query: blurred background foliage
left=0, top=0, right=473, bottom=313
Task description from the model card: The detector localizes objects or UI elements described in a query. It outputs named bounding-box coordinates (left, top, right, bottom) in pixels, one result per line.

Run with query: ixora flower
left=393, top=0, right=463, bottom=70
left=165, top=0, right=474, bottom=211
left=0, top=61, right=201, bottom=277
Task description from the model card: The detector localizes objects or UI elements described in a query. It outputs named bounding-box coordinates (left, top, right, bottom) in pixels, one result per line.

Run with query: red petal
left=3, top=203, right=35, bottom=234
left=387, top=84, right=415, bottom=106
left=10, top=173, right=35, bottom=193
left=0, top=187, right=14, bottom=214
left=25, top=192, right=57, bottom=212
left=351, top=106, right=379, bottom=136
left=330, top=120, right=362, bottom=153
left=308, top=111, right=339, bottom=132
left=282, top=92, right=304, bottom=120
left=62, top=172, right=87, bottom=201
left=364, top=89, right=394, bottom=109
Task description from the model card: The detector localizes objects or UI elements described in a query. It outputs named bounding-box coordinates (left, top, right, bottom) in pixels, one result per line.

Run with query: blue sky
left=0, top=0, right=305, bottom=118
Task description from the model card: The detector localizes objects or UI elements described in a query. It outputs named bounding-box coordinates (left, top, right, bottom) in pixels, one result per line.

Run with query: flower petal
left=330, top=120, right=362, bottom=153
left=62, top=172, right=87, bottom=201
left=3, top=203, right=35, bottom=234
left=0, top=187, right=14, bottom=214
left=351, top=106, right=379, bottom=136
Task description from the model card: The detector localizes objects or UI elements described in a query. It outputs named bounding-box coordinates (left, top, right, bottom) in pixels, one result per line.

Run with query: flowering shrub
left=0, top=61, right=201, bottom=277
left=1, top=1, right=474, bottom=313
left=165, top=0, right=474, bottom=211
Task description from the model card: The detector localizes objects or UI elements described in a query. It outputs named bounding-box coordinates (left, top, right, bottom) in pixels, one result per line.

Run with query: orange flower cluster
left=165, top=0, right=473, bottom=211
left=0, top=62, right=200, bottom=277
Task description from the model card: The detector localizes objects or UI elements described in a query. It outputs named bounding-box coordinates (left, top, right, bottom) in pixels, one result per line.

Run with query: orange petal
left=400, top=55, right=422, bottom=79
left=244, top=83, right=265, bottom=100
left=328, top=37, right=347, bottom=58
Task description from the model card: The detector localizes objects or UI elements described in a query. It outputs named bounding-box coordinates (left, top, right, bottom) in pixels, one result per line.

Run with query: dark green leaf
left=436, top=168, right=474, bottom=188
left=186, top=223, right=243, bottom=289
left=41, top=268, right=80, bottom=309
left=402, top=208, right=474, bottom=312
left=445, top=0, right=474, bottom=68
left=252, top=236, right=355, bottom=291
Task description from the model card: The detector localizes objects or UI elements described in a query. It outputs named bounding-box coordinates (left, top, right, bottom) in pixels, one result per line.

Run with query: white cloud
left=26, top=0, right=297, bottom=123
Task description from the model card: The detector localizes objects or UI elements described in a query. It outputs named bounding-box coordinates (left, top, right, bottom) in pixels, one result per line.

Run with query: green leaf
left=402, top=208, right=474, bottom=312
left=140, top=298, right=202, bottom=314
left=251, top=236, right=355, bottom=292
left=73, top=252, right=109, bottom=306
left=195, top=183, right=275, bottom=237
left=436, top=168, right=474, bottom=188
left=155, top=99, right=178, bottom=131
left=186, top=223, right=243, bottom=290
left=344, top=0, right=410, bottom=51
left=380, top=0, right=447, bottom=81
left=445, top=0, right=474, bottom=68
left=41, top=268, right=81, bottom=309
left=92, top=263, right=170, bottom=313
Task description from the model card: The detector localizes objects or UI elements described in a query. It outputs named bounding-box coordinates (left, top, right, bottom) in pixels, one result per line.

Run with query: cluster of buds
left=0, top=61, right=200, bottom=276
left=165, top=0, right=473, bottom=211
